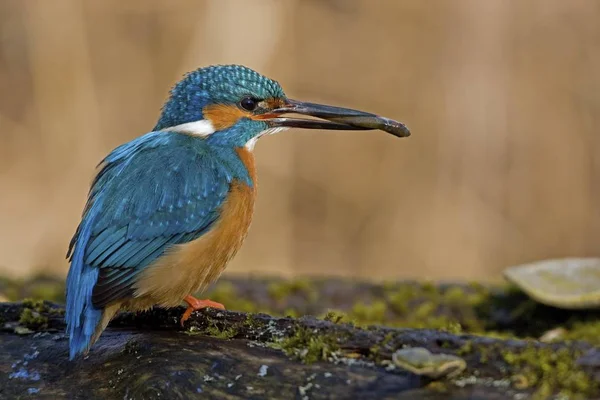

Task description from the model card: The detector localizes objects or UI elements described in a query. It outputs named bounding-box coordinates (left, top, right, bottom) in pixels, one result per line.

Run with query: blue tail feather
left=65, top=199, right=103, bottom=360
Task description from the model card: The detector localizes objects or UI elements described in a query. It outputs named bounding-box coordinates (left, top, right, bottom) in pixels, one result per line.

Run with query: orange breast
left=132, top=147, right=257, bottom=307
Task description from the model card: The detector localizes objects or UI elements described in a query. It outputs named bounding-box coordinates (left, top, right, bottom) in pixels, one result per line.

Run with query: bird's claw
left=180, top=296, right=225, bottom=327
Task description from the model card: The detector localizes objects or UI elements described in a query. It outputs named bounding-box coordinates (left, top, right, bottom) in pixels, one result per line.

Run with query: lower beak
left=263, top=99, right=410, bottom=138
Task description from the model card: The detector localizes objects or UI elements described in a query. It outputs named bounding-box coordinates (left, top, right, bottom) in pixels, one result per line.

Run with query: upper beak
left=262, top=99, right=410, bottom=138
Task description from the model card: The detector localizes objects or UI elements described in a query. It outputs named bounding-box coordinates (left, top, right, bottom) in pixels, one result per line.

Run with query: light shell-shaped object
left=503, top=258, right=600, bottom=309
left=392, top=347, right=466, bottom=379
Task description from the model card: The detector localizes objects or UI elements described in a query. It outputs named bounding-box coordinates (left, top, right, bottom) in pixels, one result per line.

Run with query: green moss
left=18, top=298, right=51, bottom=330
left=386, top=284, right=418, bottom=315
left=455, top=340, right=498, bottom=365
left=387, top=282, right=440, bottom=316
left=414, top=316, right=464, bottom=333
left=321, top=310, right=350, bottom=324
left=501, top=345, right=596, bottom=399
left=267, top=279, right=318, bottom=303
left=457, top=340, right=473, bottom=356
left=563, top=320, right=600, bottom=344
left=466, top=281, right=489, bottom=296
left=349, top=300, right=387, bottom=326
left=390, top=292, right=464, bottom=332
left=477, top=344, right=494, bottom=364
left=244, top=313, right=260, bottom=329
left=275, top=326, right=340, bottom=364
left=185, top=313, right=238, bottom=339
left=442, top=287, right=467, bottom=304
left=369, top=332, right=394, bottom=362
left=203, top=325, right=237, bottom=340
left=18, top=308, right=48, bottom=330
left=421, top=281, right=438, bottom=294
left=378, top=282, right=491, bottom=333
left=22, top=298, right=48, bottom=310
left=414, top=301, right=436, bottom=319
left=453, top=339, right=597, bottom=397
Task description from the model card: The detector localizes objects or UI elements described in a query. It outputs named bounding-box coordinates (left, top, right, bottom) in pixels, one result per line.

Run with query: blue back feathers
left=65, top=198, right=103, bottom=360
left=65, top=130, right=254, bottom=359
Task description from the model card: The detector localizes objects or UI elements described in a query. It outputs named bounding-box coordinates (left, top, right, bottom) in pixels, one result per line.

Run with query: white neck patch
left=163, top=120, right=216, bottom=137
left=245, top=127, right=288, bottom=151
left=162, top=120, right=287, bottom=150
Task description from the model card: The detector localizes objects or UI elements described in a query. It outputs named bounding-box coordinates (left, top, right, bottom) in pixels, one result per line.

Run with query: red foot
left=180, top=295, right=225, bottom=326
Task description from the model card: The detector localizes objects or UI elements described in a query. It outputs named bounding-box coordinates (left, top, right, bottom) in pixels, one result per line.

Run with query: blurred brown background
left=1, top=0, right=599, bottom=282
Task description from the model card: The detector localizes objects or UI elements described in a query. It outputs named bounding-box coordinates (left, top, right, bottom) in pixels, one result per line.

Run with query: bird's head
left=154, top=64, right=409, bottom=149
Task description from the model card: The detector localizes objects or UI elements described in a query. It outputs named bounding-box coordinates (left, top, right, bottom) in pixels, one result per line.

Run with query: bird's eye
left=240, top=97, right=259, bottom=111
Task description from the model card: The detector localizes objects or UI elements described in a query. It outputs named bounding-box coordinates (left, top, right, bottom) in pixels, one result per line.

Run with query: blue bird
left=65, top=64, right=410, bottom=359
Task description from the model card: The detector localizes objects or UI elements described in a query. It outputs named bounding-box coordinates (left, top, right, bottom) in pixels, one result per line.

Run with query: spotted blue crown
left=154, top=65, right=286, bottom=131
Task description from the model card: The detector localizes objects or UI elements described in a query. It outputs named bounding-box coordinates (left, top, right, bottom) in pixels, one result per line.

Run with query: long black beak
left=264, top=99, right=410, bottom=138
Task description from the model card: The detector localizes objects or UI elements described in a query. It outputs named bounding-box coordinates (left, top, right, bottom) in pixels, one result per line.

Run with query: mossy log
left=1, top=277, right=600, bottom=399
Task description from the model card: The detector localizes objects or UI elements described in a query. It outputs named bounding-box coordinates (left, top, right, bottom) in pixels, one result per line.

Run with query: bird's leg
left=180, top=295, right=225, bottom=326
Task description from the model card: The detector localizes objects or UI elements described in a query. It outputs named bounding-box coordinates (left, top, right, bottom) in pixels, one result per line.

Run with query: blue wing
left=71, top=131, right=234, bottom=305
left=65, top=131, right=235, bottom=357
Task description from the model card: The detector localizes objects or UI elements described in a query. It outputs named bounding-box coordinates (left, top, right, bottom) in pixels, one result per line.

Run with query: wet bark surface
left=1, top=278, right=599, bottom=399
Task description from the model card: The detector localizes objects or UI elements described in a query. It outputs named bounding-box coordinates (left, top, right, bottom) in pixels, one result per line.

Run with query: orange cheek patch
left=204, top=98, right=287, bottom=128
left=203, top=104, right=252, bottom=130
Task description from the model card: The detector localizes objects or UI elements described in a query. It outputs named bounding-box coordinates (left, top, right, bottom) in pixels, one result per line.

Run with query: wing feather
left=68, top=132, right=236, bottom=308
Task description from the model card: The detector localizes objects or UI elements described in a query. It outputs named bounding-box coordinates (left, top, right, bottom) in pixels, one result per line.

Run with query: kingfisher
left=65, top=64, right=409, bottom=359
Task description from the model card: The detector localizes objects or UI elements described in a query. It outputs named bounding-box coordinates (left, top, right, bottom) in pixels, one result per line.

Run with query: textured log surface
left=1, top=277, right=599, bottom=399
